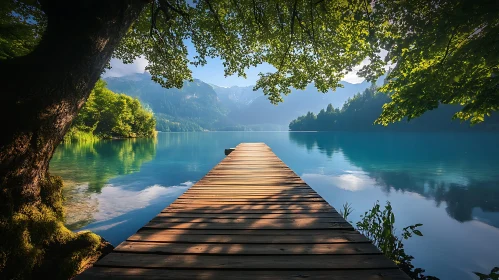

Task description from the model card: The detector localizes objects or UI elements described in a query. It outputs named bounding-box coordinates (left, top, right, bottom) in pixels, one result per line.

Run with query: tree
left=369, top=0, right=499, bottom=125
left=0, top=1, right=145, bottom=278
left=0, top=0, right=497, bottom=278
left=65, top=80, right=156, bottom=141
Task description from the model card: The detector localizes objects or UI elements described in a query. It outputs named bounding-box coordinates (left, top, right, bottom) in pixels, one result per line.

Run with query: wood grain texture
left=114, top=241, right=382, bottom=255
left=96, top=253, right=398, bottom=269
left=76, top=143, right=409, bottom=280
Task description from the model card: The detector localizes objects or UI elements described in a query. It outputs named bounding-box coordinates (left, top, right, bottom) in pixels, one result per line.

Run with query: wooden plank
left=189, top=186, right=311, bottom=189
left=179, top=194, right=321, bottom=197
left=155, top=213, right=343, bottom=219
left=143, top=221, right=353, bottom=230
left=176, top=197, right=324, bottom=200
left=177, top=197, right=322, bottom=200
left=182, top=193, right=317, bottom=196
left=162, top=209, right=338, bottom=214
left=184, top=189, right=316, bottom=192
left=165, top=204, right=334, bottom=210
left=195, top=181, right=307, bottom=185
left=176, top=196, right=324, bottom=200
left=115, top=241, right=381, bottom=255
left=96, top=253, right=398, bottom=269
left=177, top=196, right=323, bottom=200
left=78, top=267, right=409, bottom=280
left=128, top=230, right=369, bottom=242
left=206, top=170, right=299, bottom=173
left=212, top=166, right=291, bottom=169
left=179, top=195, right=321, bottom=198
left=205, top=172, right=299, bottom=175
left=188, top=187, right=311, bottom=190
left=203, top=176, right=303, bottom=179
left=150, top=217, right=347, bottom=224
left=171, top=200, right=326, bottom=204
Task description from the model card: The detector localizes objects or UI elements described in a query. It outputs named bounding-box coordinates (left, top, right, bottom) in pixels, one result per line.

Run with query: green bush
left=65, top=80, right=156, bottom=141
left=342, top=201, right=438, bottom=279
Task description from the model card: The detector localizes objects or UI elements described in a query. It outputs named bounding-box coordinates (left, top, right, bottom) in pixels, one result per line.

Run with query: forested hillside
left=105, top=73, right=228, bottom=131
left=65, top=80, right=156, bottom=141
left=290, top=86, right=499, bottom=131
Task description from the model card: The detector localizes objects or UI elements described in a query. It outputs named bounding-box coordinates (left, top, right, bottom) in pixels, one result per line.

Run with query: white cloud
left=102, top=56, right=148, bottom=78
left=102, top=50, right=389, bottom=86
left=341, top=50, right=390, bottom=84
left=342, top=70, right=366, bottom=84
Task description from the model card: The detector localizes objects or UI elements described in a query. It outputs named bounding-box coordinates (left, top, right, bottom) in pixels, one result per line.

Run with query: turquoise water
left=50, top=132, right=499, bottom=280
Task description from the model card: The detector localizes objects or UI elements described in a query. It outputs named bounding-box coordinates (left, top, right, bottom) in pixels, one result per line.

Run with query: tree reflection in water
left=50, top=138, right=156, bottom=229
left=289, top=132, right=499, bottom=228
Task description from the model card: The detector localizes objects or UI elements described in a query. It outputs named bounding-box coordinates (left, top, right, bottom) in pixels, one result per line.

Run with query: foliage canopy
left=1, top=0, right=498, bottom=124
left=116, top=0, right=499, bottom=124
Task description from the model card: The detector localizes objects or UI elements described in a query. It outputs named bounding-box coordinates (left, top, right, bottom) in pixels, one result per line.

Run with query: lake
left=50, top=131, right=499, bottom=280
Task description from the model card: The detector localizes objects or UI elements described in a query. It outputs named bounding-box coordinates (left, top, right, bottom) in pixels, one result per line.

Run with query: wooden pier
left=78, top=143, right=409, bottom=279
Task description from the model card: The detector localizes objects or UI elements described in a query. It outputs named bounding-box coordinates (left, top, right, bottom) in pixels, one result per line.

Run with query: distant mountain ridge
left=223, top=81, right=373, bottom=128
left=104, top=73, right=374, bottom=131
left=209, top=84, right=260, bottom=109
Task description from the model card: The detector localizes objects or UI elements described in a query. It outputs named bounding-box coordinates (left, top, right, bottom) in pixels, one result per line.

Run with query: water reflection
left=51, top=138, right=157, bottom=193
left=289, top=132, right=499, bottom=228
left=51, top=138, right=157, bottom=230
left=303, top=171, right=375, bottom=192
left=80, top=182, right=191, bottom=244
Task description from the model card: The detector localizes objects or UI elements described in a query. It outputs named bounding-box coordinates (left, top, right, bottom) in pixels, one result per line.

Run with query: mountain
left=105, top=73, right=228, bottom=131
left=209, top=84, right=260, bottom=111
left=104, top=72, right=376, bottom=131
left=218, top=81, right=373, bottom=128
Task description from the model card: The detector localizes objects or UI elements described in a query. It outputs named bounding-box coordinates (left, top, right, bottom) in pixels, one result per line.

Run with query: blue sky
left=103, top=40, right=367, bottom=86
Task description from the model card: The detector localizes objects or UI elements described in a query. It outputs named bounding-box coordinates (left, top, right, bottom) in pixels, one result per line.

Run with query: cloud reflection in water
left=302, top=170, right=375, bottom=192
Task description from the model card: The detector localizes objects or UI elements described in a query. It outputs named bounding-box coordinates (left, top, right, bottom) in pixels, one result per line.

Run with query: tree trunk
left=0, top=0, right=145, bottom=215
left=0, top=1, right=145, bottom=278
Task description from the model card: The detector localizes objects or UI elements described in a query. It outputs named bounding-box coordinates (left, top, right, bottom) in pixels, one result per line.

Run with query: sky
left=102, top=40, right=368, bottom=86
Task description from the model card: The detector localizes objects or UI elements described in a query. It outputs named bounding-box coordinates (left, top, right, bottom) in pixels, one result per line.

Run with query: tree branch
left=276, top=3, right=284, bottom=31
left=310, top=1, right=316, bottom=43
left=364, top=0, right=372, bottom=36
left=295, top=11, right=320, bottom=60
left=279, top=0, right=298, bottom=71
left=37, top=0, right=52, bottom=17
left=150, top=0, right=156, bottom=36
left=252, top=0, right=259, bottom=28
left=439, top=29, right=456, bottom=66
left=157, top=0, right=188, bottom=17
left=205, top=0, right=227, bottom=35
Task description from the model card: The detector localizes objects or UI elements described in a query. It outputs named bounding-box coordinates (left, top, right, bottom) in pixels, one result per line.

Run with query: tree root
left=0, top=174, right=113, bottom=279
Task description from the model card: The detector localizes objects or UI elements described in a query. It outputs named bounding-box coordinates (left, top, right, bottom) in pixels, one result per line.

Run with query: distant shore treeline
left=289, top=85, right=499, bottom=132
left=64, top=80, right=156, bottom=142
